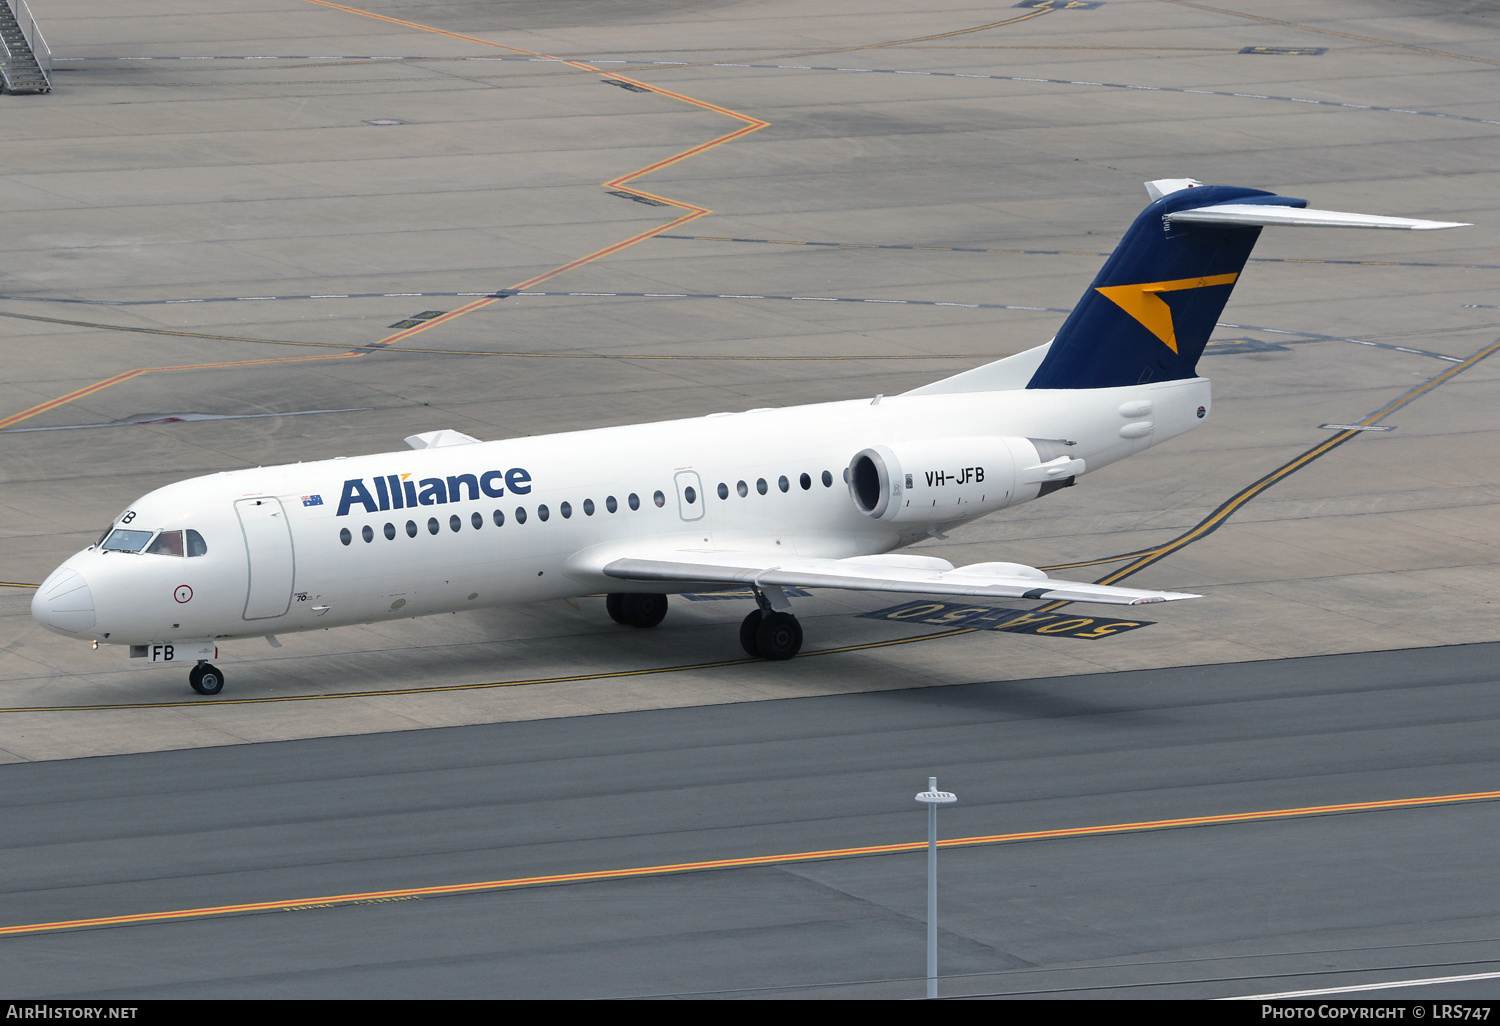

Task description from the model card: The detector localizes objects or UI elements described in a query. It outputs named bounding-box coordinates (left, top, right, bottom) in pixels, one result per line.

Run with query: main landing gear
left=189, top=660, right=224, bottom=696
left=739, top=589, right=803, bottom=661
left=605, top=589, right=804, bottom=660
left=606, top=592, right=669, bottom=628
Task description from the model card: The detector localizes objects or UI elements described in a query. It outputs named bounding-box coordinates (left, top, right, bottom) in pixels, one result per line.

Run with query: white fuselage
left=32, top=377, right=1210, bottom=649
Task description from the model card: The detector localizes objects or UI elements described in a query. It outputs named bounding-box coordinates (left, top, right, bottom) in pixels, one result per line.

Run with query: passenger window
left=778, top=476, right=789, bottom=493
left=516, top=507, right=528, bottom=524
left=362, top=525, right=374, bottom=543
left=147, top=530, right=184, bottom=556
left=653, top=490, right=665, bottom=508
left=800, top=473, right=811, bottom=490
left=493, top=509, right=505, bottom=527
left=606, top=495, right=618, bottom=513
left=449, top=515, right=461, bottom=532
left=737, top=480, right=748, bottom=498
left=560, top=501, right=572, bottom=519
left=407, top=520, right=418, bottom=538
left=428, top=518, right=439, bottom=535
left=538, top=504, right=550, bottom=522
left=471, top=512, right=483, bottom=529
left=757, top=478, right=767, bottom=495
left=101, top=529, right=153, bottom=552
left=384, top=523, right=396, bottom=541
left=822, top=470, right=833, bottom=487
left=628, top=493, right=640, bottom=511
left=583, top=499, right=595, bottom=516
left=716, top=482, right=728, bottom=500
left=340, top=528, right=351, bottom=546
left=683, top=487, right=696, bottom=505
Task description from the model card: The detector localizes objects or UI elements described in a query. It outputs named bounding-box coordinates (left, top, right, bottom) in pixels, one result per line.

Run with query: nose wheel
left=189, top=661, right=224, bottom=696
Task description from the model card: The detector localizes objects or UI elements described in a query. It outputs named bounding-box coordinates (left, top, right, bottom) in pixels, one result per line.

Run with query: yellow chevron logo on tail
left=1094, top=273, right=1239, bottom=353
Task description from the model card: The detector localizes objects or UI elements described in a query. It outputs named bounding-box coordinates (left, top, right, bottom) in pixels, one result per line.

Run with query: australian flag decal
left=302, top=495, right=324, bottom=507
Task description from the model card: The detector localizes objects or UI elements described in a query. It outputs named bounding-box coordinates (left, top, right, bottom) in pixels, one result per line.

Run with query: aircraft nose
left=31, top=566, right=96, bottom=634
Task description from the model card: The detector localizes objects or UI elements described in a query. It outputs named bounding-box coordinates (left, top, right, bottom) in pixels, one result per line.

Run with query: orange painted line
left=0, top=369, right=148, bottom=430
left=0, top=353, right=361, bottom=431
left=297, top=1, right=768, bottom=352
left=4, top=788, right=1494, bottom=938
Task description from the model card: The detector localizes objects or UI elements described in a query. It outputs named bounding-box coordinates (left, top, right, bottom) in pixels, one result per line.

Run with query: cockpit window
left=101, top=529, right=153, bottom=553
left=187, top=529, right=207, bottom=557
left=146, top=530, right=184, bottom=556
left=95, top=526, right=113, bottom=548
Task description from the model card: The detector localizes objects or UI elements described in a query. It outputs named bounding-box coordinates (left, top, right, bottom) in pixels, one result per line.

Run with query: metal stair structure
left=0, top=0, right=51, bottom=94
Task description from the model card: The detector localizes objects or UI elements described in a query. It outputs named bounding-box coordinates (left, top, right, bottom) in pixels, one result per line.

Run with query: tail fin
left=1026, top=180, right=1469, bottom=390
left=1027, top=182, right=1295, bottom=389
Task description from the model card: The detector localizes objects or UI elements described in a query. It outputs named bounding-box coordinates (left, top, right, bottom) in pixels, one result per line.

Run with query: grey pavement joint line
left=49, top=56, right=1500, bottom=127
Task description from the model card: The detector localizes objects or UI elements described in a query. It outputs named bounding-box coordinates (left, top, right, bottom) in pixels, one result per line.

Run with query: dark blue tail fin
left=1027, top=184, right=1305, bottom=390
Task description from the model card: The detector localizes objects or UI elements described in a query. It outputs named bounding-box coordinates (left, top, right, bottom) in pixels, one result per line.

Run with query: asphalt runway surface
left=2, top=0, right=1499, bottom=1000
left=5, top=643, right=1500, bottom=999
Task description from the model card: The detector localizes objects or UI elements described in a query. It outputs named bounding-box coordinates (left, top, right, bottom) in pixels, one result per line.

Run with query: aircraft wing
left=598, top=551, right=1198, bottom=606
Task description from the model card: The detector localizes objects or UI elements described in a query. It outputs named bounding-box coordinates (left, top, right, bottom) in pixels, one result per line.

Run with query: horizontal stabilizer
left=600, top=552, right=1199, bottom=606
left=1169, top=204, right=1469, bottom=231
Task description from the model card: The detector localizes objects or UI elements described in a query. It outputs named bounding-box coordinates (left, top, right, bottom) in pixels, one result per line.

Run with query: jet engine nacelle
left=847, top=436, right=1085, bottom=523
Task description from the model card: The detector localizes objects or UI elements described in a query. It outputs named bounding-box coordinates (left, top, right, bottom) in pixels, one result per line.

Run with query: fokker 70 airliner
left=31, top=179, right=1467, bottom=694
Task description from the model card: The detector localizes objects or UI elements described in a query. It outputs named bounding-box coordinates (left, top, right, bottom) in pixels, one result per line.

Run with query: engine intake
left=848, top=437, right=1084, bottom=523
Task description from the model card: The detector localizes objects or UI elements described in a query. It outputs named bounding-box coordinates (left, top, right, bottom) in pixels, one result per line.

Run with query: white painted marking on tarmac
left=1230, top=969, right=1500, bottom=1000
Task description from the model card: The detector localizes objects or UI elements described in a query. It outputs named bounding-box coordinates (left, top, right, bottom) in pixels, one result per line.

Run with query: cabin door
left=236, top=496, right=295, bottom=620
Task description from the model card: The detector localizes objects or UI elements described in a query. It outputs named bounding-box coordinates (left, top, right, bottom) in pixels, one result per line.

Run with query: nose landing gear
left=189, top=660, right=224, bottom=696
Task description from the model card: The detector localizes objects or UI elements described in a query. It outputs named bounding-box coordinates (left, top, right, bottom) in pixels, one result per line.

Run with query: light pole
left=915, top=775, right=957, bottom=998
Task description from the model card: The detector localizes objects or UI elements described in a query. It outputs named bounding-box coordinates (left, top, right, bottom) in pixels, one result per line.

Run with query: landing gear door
left=236, top=496, right=294, bottom=620
left=673, top=471, right=705, bottom=522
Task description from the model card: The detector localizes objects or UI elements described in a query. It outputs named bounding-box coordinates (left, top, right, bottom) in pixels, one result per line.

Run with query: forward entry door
left=236, top=496, right=294, bottom=620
